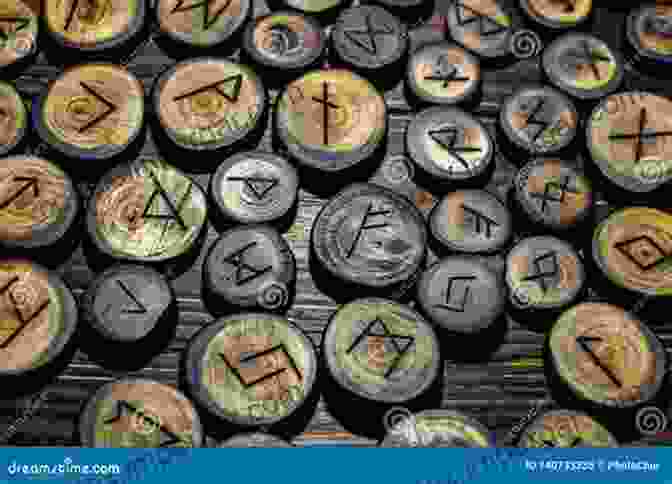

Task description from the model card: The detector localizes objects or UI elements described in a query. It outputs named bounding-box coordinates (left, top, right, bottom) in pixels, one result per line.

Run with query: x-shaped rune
left=343, top=13, right=394, bottom=55
left=77, top=82, right=118, bottom=133
left=530, top=176, right=578, bottom=213
left=346, top=318, right=415, bottom=378
left=170, top=0, right=232, bottom=30
left=607, top=108, right=672, bottom=163
left=576, top=335, right=622, bottom=388
left=0, top=17, right=30, bottom=43
left=104, top=400, right=182, bottom=447
left=428, top=127, right=481, bottom=174
left=311, top=82, right=340, bottom=146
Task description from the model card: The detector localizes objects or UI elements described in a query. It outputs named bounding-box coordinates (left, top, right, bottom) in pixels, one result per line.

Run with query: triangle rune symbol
left=220, top=241, right=273, bottom=286
left=346, top=318, right=415, bottom=378
left=173, top=74, right=243, bottom=104
left=226, top=176, right=279, bottom=200
left=454, top=2, right=508, bottom=37
left=104, top=400, right=183, bottom=447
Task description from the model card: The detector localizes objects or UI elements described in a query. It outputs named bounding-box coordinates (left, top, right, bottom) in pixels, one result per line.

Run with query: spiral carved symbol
left=510, top=30, right=543, bottom=60
left=258, top=282, right=289, bottom=310
left=635, top=406, right=668, bottom=436
left=382, top=156, right=413, bottom=185
left=383, top=407, right=419, bottom=444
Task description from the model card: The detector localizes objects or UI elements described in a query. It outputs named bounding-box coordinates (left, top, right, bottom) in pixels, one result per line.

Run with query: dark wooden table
left=2, top=0, right=671, bottom=447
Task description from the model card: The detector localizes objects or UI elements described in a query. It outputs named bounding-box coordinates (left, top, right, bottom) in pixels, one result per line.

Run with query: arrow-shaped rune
left=77, top=82, right=117, bottom=133
left=104, top=400, right=182, bottom=447
left=0, top=17, right=30, bottom=42
left=576, top=335, right=622, bottom=388
left=173, top=74, right=243, bottom=104
left=170, top=0, right=232, bottom=30
left=0, top=177, right=39, bottom=210
left=428, top=127, right=481, bottom=173
left=455, top=2, right=508, bottom=37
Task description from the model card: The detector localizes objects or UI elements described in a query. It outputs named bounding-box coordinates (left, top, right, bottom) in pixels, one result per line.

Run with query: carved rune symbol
left=569, top=40, right=611, bottom=80
left=530, top=176, right=578, bottom=213
left=454, top=2, right=508, bottom=37
left=0, top=275, right=50, bottom=349
left=142, top=171, right=189, bottom=232
left=522, top=98, right=551, bottom=142
left=607, top=108, right=672, bottom=163
left=346, top=202, right=392, bottom=258
left=434, top=275, right=477, bottom=312
left=343, top=13, right=394, bottom=55
left=461, top=204, right=499, bottom=238
left=576, top=335, right=622, bottom=388
left=104, top=400, right=182, bottom=447
left=170, top=0, right=232, bottom=30
left=219, top=344, right=303, bottom=387
left=0, top=177, right=39, bottom=210
left=76, top=82, right=118, bottom=133
left=428, top=126, right=482, bottom=173
left=346, top=318, right=415, bottom=378
left=221, top=241, right=272, bottom=285
left=522, top=251, right=559, bottom=293
left=226, top=176, right=279, bottom=200
left=614, top=235, right=672, bottom=272
left=311, top=81, right=340, bottom=146
left=0, top=17, right=30, bottom=43
left=424, top=55, right=469, bottom=88
left=173, top=74, right=243, bottom=104
left=102, top=280, right=147, bottom=321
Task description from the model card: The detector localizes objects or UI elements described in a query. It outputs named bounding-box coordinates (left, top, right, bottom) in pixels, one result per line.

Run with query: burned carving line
left=219, top=343, right=303, bottom=388
left=220, top=241, right=273, bottom=286
left=346, top=317, right=415, bottom=379
left=434, top=275, right=477, bottom=312
left=103, top=400, right=182, bottom=447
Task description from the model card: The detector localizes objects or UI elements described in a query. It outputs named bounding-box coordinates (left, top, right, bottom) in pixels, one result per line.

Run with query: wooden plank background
left=1, top=0, right=671, bottom=447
